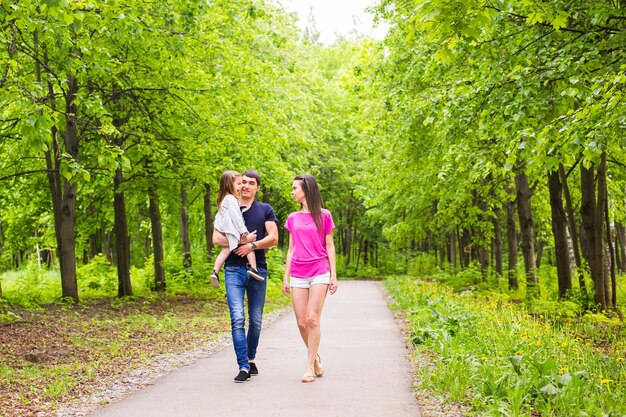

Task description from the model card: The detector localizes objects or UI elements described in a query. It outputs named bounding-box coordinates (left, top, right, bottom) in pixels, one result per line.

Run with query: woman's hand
left=282, top=279, right=291, bottom=297
left=329, top=275, right=338, bottom=295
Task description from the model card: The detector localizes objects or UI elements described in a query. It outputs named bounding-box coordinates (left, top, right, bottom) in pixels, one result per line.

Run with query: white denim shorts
left=290, top=272, right=331, bottom=289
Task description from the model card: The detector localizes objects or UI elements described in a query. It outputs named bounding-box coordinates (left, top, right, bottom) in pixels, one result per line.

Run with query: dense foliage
left=367, top=0, right=626, bottom=309
left=2, top=0, right=626, bottom=314
left=0, top=0, right=384, bottom=303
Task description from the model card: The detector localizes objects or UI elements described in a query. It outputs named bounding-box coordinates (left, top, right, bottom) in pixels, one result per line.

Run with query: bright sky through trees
left=279, top=0, right=388, bottom=44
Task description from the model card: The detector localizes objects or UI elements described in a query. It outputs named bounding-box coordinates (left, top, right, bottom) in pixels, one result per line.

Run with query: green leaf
left=556, top=372, right=572, bottom=387
left=508, top=355, right=523, bottom=375
left=526, top=12, right=544, bottom=25
left=551, top=12, right=568, bottom=30
left=538, top=382, right=560, bottom=395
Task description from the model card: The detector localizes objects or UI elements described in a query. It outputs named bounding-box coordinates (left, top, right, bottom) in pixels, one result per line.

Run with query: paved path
left=90, top=281, right=421, bottom=417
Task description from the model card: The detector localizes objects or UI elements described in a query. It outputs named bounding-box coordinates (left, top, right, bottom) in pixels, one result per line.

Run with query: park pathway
left=89, top=281, right=421, bottom=417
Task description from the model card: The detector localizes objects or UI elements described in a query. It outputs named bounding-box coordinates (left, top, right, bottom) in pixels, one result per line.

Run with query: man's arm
left=234, top=221, right=278, bottom=256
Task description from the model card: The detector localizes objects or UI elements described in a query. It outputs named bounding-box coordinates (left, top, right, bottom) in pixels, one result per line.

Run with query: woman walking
left=282, top=174, right=338, bottom=383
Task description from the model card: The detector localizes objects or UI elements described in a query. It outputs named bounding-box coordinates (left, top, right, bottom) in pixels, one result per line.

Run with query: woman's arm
left=326, top=231, right=338, bottom=294
left=282, top=233, right=294, bottom=297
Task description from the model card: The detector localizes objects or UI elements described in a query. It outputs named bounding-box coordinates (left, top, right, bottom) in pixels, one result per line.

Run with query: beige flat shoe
left=301, top=373, right=316, bottom=383
left=314, top=354, right=324, bottom=377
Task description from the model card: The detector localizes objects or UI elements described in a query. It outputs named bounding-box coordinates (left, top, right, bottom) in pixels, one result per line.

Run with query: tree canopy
left=2, top=0, right=626, bottom=311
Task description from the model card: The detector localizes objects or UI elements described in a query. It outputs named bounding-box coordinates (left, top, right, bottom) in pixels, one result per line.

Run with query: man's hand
left=234, top=243, right=254, bottom=257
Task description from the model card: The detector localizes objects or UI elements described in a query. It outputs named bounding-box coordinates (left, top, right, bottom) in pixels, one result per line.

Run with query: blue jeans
left=224, top=265, right=267, bottom=371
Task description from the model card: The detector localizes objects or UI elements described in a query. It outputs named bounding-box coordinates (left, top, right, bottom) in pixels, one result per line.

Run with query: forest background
left=1, top=0, right=626, bottom=416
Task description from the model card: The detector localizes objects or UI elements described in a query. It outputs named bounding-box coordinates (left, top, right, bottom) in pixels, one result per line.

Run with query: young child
left=211, top=170, right=264, bottom=288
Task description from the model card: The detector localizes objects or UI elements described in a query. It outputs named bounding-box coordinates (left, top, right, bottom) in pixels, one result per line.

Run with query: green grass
left=0, top=251, right=291, bottom=416
left=0, top=248, right=289, bottom=313
left=386, top=276, right=626, bottom=416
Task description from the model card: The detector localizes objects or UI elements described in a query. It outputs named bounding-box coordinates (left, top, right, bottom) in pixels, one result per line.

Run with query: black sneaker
left=249, top=362, right=258, bottom=376
left=247, top=267, right=265, bottom=282
left=210, top=270, right=220, bottom=288
left=234, top=369, right=250, bottom=383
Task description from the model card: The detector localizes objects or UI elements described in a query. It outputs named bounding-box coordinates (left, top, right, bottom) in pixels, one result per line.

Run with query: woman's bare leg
left=292, top=284, right=329, bottom=381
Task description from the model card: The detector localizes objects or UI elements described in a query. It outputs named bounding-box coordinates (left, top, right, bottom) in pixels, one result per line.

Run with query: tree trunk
left=604, top=191, right=617, bottom=308
left=493, top=213, right=503, bottom=277
left=580, top=163, right=596, bottom=272
left=438, top=245, right=446, bottom=267
left=459, top=229, right=472, bottom=269
left=204, top=183, right=214, bottom=262
left=144, top=235, right=151, bottom=259
left=89, top=232, right=101, bottom=259
left=180, top=184, right=192, bottom=271
left=448, top=232, right=457, bottom=271
left=560, top=163, right=586, bottom=291
left=581, top=157, right=609, bottom=309
left=477, top=245, right=489, bottom=278
left=113, top=168, right=132, bottom=297
left=506, top=186, right=519, bottom=290
left=344, top=208, right=352, bottom=269
left=58, top=73, right=80, bottom=302
left=594, top=152, right=609, bottom=309
left=535, top=241, right=545, bottom=269
left=616, top=222, right=626, bottom=273
left=515, top=170, right=538, bottom=297
left=103, top=231, right=112, bottom=262
left=374, top=244, right=379, bottom=268
left=355, top=235, right=364, bottom=272
left=548, top=170, right=572, bottom=298
left=149, top=186, right=166, bottom=292
left=38, top=38, right=73, bottom=299
left=363, top=239, right=370, bottom=265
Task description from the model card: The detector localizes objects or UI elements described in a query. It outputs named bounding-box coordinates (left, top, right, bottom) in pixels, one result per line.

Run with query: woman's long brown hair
left=295, top=174, right=324, bottom=231
left=217, top=170, right=240, bottom=210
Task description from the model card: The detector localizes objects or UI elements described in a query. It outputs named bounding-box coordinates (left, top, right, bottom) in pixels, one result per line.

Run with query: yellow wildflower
left=601, top=378, right=613, bottom=384
left=559, top=367, right=568, bottom=375
left=617, top=358, right=624, bottom=363
left=561, top=341, right=568, bottom=348
left=535, top=341, right=542, bottom=347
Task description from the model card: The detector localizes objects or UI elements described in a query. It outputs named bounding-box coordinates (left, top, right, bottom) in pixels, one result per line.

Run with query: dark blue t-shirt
left=225, top=200, right=277, bottom=267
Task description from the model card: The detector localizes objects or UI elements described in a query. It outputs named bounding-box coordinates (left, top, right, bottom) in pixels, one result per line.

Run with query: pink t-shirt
left=284, top=209, right=335, bottom=278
